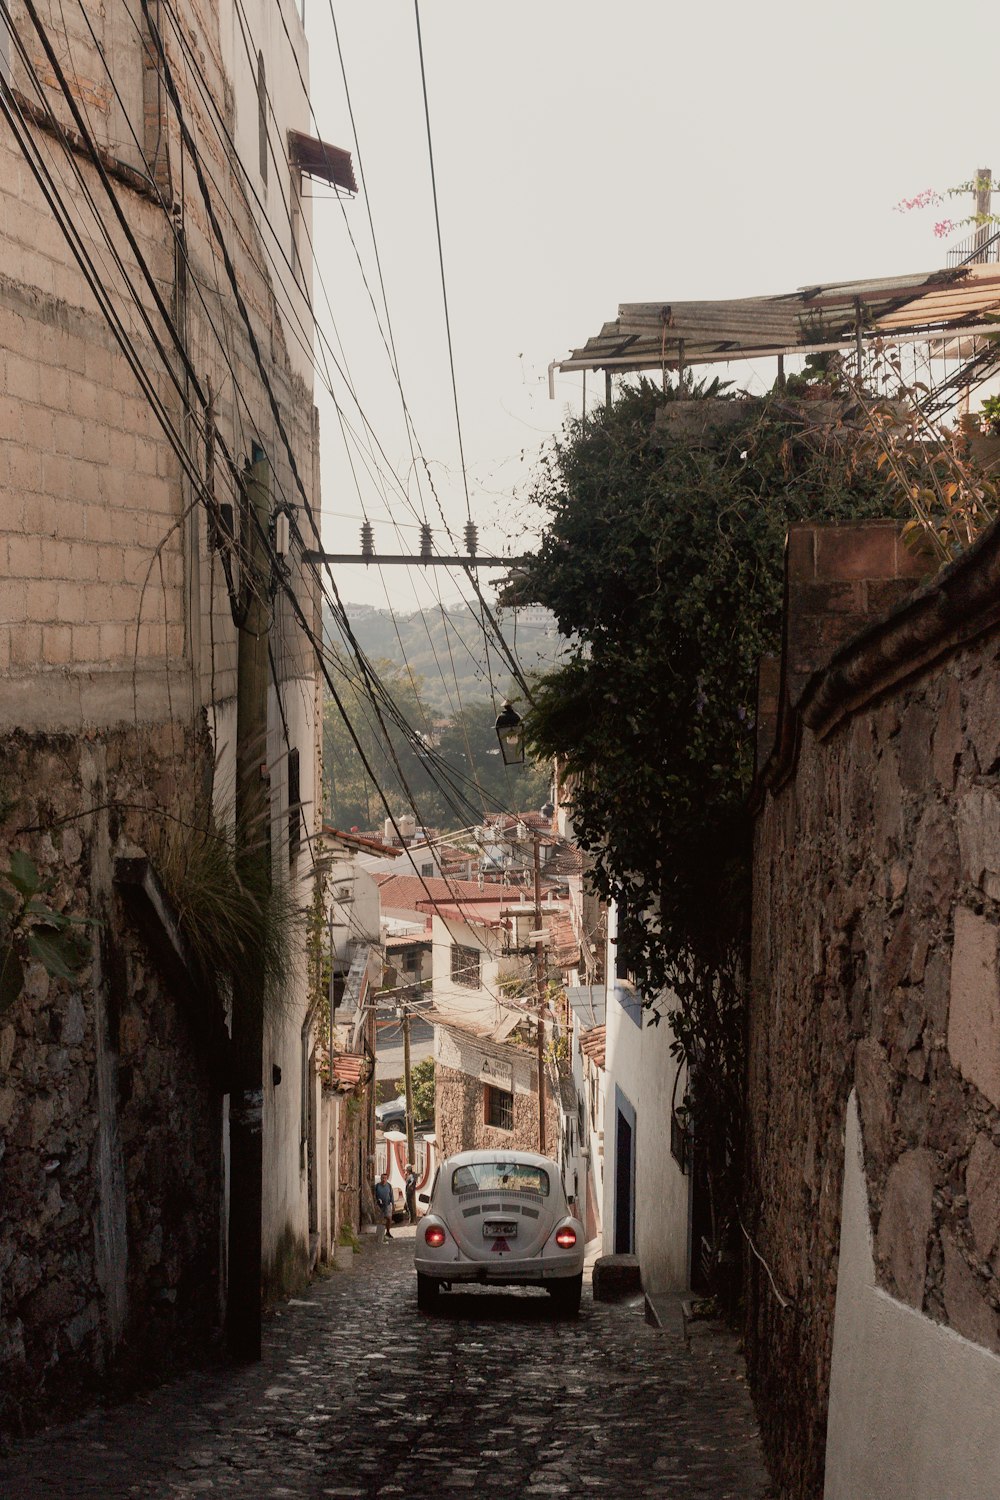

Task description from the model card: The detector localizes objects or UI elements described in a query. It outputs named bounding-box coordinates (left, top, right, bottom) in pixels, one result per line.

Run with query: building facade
left=0, top=0, right=350, bottom=1425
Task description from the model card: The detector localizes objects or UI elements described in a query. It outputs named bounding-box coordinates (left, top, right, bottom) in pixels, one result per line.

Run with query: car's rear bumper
left=415, top=1254, right=583, bottom=1284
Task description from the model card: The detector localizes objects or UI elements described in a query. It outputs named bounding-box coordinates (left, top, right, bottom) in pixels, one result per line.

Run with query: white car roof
left=440, top=1149, right=559, bottom=1172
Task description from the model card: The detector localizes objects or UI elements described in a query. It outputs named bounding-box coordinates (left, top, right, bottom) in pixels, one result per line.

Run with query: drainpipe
left=300, top=991, right=321, bottom=1171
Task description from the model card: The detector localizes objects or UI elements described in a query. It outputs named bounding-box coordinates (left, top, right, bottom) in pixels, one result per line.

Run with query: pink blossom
left=894, top=188, right=944, bottom=213
left=933, top=219, right=956, bottom=239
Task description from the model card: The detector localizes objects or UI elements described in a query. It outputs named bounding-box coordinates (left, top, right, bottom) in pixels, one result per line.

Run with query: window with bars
left=257, top=51, right=268, bottom=185
left=450, top=943, right=481, bottom=989
left=484, top=1084, right=513, bottom=1131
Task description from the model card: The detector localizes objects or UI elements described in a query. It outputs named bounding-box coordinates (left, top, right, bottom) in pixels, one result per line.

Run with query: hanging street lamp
left=494, top=701, right=525, bottom=766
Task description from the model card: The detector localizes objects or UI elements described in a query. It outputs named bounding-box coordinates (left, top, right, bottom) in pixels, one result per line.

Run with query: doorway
left=614, top=1088, right=636, bottom=1254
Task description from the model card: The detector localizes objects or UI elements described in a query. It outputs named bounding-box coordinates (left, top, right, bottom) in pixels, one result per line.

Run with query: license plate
left=483, top=1221, right=517, bottom=1238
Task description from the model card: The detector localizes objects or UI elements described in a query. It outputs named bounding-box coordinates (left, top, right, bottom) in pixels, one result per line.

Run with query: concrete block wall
left=0, top=282, right=185, bottom=683
left=1, top=0, right=320, bottom=724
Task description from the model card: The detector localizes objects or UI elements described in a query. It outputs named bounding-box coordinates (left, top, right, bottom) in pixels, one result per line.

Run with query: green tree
left=405, top=1057, right=435, bottom=1121
left=323, top=655, right=552, bottom=835
left=509, top=379, right=892, bottom=1283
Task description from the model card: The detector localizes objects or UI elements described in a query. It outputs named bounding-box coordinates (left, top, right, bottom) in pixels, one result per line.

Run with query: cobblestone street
left=0, top=1229, right=772, bottom=1499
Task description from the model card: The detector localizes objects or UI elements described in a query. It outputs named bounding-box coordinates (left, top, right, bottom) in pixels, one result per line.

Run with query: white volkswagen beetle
left=414, top=1149, right=585, bottom=1315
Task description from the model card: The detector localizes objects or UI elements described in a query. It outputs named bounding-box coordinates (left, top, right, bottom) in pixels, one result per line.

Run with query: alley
left=0, top=1229, right=772, bottom=1500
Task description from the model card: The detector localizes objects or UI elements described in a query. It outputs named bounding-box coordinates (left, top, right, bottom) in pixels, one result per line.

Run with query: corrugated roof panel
left=562, top=263, right=1000, bottom=375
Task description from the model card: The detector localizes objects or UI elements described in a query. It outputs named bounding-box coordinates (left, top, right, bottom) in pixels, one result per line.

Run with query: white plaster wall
left=263, top=671, right=316, bottom=1278
left=359, top=846, right=441, bottom=881
left=326, top=855, right=380, bottom=962
left=600, top=941, right=625, bottom=1250
left=209, top=676, right=319, bottom=1284
left=825, top=1092, right=1000, bottom=1500
left=601, top=903, right=690, bottom=1290
left=570, top=1017, right=605, bottom=1237
left=430, top=914, right=506, bottom=1030
left=435, top=1026, right=536, bottom=1097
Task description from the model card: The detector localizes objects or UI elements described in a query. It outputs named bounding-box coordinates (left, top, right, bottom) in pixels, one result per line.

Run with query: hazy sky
left=304, top=0, right=998, bottom=612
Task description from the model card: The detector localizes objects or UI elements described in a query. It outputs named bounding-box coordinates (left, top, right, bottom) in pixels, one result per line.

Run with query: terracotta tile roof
left=321, top=825, right=402, bottom=857
left=422, top=900, right=506, bottom=928
left=485, top=811, right=553, bottom=832
left=545, top=844, right=584, bottom=877
left=579, top=1024, right=606, bottom=1069
left=376, top=873, right=509, bottom=910
left=546, top=913, right=580, bottom=968
left=331, top=1052, right=367, bottom=1088
left=383, top=930, right=431, bottom=949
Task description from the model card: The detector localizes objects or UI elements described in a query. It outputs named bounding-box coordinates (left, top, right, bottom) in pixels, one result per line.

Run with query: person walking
left=374, top=1172, right=394, bottom=1240
left=404, top=1163, right=417, bottom=1224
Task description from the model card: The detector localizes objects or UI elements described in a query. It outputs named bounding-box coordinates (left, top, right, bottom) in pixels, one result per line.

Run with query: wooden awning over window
left=288, top=129, right=357, bottom=194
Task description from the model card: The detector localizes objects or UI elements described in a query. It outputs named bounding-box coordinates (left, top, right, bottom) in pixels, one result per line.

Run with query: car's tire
left=549, top=1273, right=582, bottom=1317
left=417, top=1272, right=439, bottom=1311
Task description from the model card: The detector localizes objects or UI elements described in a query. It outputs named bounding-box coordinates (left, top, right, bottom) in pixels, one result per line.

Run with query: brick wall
left=748, top=518, right=1000, bottom=1496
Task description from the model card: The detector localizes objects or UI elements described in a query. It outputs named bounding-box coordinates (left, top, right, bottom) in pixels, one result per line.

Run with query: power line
left=7, top=3, right=532, bottom=940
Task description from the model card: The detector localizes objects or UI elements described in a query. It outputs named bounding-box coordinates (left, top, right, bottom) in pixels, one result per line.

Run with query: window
left=421, top=862, right=434, bottom=877
left=453, top=1156, right=549, bottom=1194
left=287, top=747, right=301, bottom=865
left=450, top=943, right=480, bottom=989
left=484, top=1085, right=513, bottom=1131
left=257, top=51, right=268, bottom=184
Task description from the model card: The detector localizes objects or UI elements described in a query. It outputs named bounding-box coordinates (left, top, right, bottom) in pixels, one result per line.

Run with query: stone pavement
left=0, top=1226, right=774, bottom=1499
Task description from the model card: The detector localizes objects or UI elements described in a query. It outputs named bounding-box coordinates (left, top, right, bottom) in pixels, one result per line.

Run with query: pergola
left=558, top=260, right=1000, bottom=418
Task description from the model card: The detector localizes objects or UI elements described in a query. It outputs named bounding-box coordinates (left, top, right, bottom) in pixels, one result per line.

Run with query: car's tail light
left=555, top=1226, right=577, bottom=1249
left=424, top=1224, right=446, bottom=1247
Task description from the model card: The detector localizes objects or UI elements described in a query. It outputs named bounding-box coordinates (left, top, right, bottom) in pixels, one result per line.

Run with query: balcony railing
left=946, top=225, right=1000, bottom=267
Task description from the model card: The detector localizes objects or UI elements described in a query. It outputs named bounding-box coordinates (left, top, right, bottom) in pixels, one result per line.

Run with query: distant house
left=434, top=1020, right=562, bottom=1165
left=566, top=986, right=608, bottom=1242
left=599, top=931, right=691, bottom=1292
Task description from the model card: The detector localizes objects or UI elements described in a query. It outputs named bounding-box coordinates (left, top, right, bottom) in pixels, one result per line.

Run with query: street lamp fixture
left=494, top=701, right=525, bottom=766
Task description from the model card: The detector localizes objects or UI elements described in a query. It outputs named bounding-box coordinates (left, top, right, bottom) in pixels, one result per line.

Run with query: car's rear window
left=451, top=1162, right=550, bottom=1196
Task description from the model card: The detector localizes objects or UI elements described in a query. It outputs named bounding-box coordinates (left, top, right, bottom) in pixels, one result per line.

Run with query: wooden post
left=533, top=833, right=546, bottom=1156
left=975, top=167, right=992, bottom=261
left=402, top=993, right=415, bottom=1167
left=227, top=447, right=271, bottom=1362
left=777, top=354, right=785, bottom=392
left=605, top=369, right=613, bottom=409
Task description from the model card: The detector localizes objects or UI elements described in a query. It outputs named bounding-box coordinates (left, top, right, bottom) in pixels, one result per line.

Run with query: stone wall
left=0, top=727, right=224, bottom=1433
left=748, top=518, right=1000, bottom=1497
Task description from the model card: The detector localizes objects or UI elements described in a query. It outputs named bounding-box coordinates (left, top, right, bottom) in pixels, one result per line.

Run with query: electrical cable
left=7, top=3, right=533, bottom=977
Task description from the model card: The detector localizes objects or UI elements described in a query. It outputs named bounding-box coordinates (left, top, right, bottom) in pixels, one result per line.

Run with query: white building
left=600, top=905, right=691, bottom=1293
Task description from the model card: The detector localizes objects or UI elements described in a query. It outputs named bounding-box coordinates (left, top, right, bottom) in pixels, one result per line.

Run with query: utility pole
left=533, top=832, right=546, bottom=1155
left=402, top=990, right=416, bottom=1166
left=227, top=445, right=270, bottom=1362
left=975, top=166, right=993, bottom=261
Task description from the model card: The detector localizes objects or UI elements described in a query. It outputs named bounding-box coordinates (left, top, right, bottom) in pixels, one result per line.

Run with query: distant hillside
left=325, top=602, right=567, bottom=711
